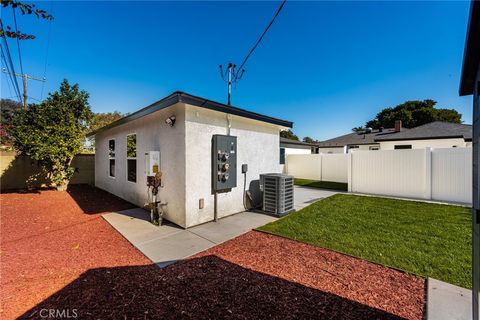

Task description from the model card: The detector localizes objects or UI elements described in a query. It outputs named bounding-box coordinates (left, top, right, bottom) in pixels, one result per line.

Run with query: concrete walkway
left=104, top=209, right=277, bottom=267
left=427, top=278, right=471, bottom=320
left=293, top=186, right=341, bottom=210
left=103, top=186, right=338, bottom=267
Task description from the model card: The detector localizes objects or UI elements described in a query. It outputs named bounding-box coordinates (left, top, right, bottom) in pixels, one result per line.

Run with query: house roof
left=316, top=128, right=403, bottom=148
left=374, top=121, right=472, bottom=142
left=87, top=91, right=293, bottom=137
left=460, top=0, right=480, bottom=96
left=280, top=137, right=316, bottom=148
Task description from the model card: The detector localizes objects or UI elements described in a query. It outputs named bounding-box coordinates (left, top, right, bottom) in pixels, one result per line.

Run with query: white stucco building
left=87, top=91, right=292, bottom=228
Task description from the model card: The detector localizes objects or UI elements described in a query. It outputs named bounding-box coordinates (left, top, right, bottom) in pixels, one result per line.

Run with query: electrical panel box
left=212, top=135, right=237, bottom=191
left=145, top=151, right=160, bottom=176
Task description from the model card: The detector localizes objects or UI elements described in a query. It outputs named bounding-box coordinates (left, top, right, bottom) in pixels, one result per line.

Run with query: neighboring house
left=280, top=137, right=317, bottom=161
left=317, top=120, right=471, bottom=153
left=375, top=121, right=472, bottom=150
left=87, top=91, right=292, bottom=228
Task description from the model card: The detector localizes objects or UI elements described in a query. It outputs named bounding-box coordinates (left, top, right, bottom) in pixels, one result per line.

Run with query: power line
left=0, top=42, right=22, bottom=101
left=41, top=1, right=53, bottom=100
left=1, top=46, right=17, bottom=100
left=12, top=7, right=24, bottom=78
left=235, top=0, right=286, bottom=77
left=219, top=0, right=286, bottom=105
left=2, top=69, right=46, bottom=109
left=0, top=20, right=22, bottom=101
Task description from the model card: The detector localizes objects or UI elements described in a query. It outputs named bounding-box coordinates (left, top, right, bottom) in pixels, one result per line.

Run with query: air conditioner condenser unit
left=259, top=173, right=295, bottom=217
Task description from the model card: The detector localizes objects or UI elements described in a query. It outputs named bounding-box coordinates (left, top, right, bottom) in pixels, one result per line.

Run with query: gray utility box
left=260, top=173, right=294, bottom=216
left=212, top=135, right=237, bottom=192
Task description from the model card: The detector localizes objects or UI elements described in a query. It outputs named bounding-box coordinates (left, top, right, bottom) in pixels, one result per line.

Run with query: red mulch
left=1, top=185, right=425, bottom=319
left=0, top=185, right=150, bottom=319
left=193, top=231, right=426, bottom=320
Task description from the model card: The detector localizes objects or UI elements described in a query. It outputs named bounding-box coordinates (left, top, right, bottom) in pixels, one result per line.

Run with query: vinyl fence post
left=425, top=147, right=432, bottom=200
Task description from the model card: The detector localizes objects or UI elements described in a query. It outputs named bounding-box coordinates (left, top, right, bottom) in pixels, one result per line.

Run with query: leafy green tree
left=9, top=79, right=92, bottom=189
left=280, top=129, right=299, bottom=141
left=0, top=99, right=23, bottom=147
left=365, top=99, right=462, bottom=129
left=87, top=111, right=124, bottom=134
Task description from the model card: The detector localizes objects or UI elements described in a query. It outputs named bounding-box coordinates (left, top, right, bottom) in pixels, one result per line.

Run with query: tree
left=9, top=79, right=92, bottom=189
left=280, top=129, right=299, bottom=141
left=365, top=99, right=462, bottom=129
left=0, top=1, right=54, bottom=40
left=351, top=126, right=365, bottom=133
left=303, top=136, right=316, bottom=144
left=0, top=99, right=23, bottom=147
left=88, top=111, right=125, bottom=134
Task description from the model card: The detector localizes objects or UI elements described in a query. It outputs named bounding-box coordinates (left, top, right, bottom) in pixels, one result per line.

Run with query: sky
left=0, top=1, right=473, bottom=140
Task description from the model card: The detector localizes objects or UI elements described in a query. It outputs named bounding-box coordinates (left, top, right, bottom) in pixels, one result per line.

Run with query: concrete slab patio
left=103, top=186, right=339, bottom=267
left=427, top=278, right=472, bottom=320
left=293, top=186, right=341, bottom=210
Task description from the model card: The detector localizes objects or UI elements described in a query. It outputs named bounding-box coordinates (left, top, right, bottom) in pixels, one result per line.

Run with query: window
left=127, top=134, right=137, bottom=182
left=280, top=148, right=286, bottom=165
left=394, top=145, right=412, bottom=150
left=108, top=139, right=115, bottom=177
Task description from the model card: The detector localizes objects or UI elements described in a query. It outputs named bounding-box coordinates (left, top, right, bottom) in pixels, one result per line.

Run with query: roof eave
left=86, top=91, right=293, bottom=138
left=459, top=0, right=480, bottom=96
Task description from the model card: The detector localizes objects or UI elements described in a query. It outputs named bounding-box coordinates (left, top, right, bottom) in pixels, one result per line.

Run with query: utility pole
left=2, top=68, right=45, bottom=109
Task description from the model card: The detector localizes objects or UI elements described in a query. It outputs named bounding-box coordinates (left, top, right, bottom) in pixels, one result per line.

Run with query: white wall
left=380, top=138, right=468, bottom=150
left=349, top=148, right=472, bottom=204
left=95, top=103, right=187, bottom=226
left=286, top=153, right=348, bottom=183
left=184, top=105, right=282, bottom=227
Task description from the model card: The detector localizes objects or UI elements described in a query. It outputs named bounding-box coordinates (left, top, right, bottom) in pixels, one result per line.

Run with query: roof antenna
left=219, top=63, right=242, bottom=105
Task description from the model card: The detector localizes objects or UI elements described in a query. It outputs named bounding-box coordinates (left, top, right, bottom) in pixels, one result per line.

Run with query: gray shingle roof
left=280, top=137, right=316, bottom=147
left=317, top=128, right=403, bottom=147
left=374, top=121, right=472, bottom=141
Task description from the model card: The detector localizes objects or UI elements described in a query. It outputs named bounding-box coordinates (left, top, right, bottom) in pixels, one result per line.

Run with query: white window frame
left=126, top=133, right=137, bottom=183
left=108, top=139, right=115, bottom=178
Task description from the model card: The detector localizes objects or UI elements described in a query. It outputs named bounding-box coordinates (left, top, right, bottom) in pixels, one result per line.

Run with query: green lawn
left=258, top=194, right=471, bottom=288
left=294, top=178, right=348, bottom=191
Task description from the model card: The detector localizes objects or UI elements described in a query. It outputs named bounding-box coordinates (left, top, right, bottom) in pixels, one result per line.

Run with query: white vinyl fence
left=286, top=153, right=348, bottom=183
left=286, top=148, right=472, bottom=204
left=349, top=148, right=472, bottom=204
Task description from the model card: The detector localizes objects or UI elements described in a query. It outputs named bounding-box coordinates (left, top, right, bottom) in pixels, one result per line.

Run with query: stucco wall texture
left=95, top=102, right=283, bottom=228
